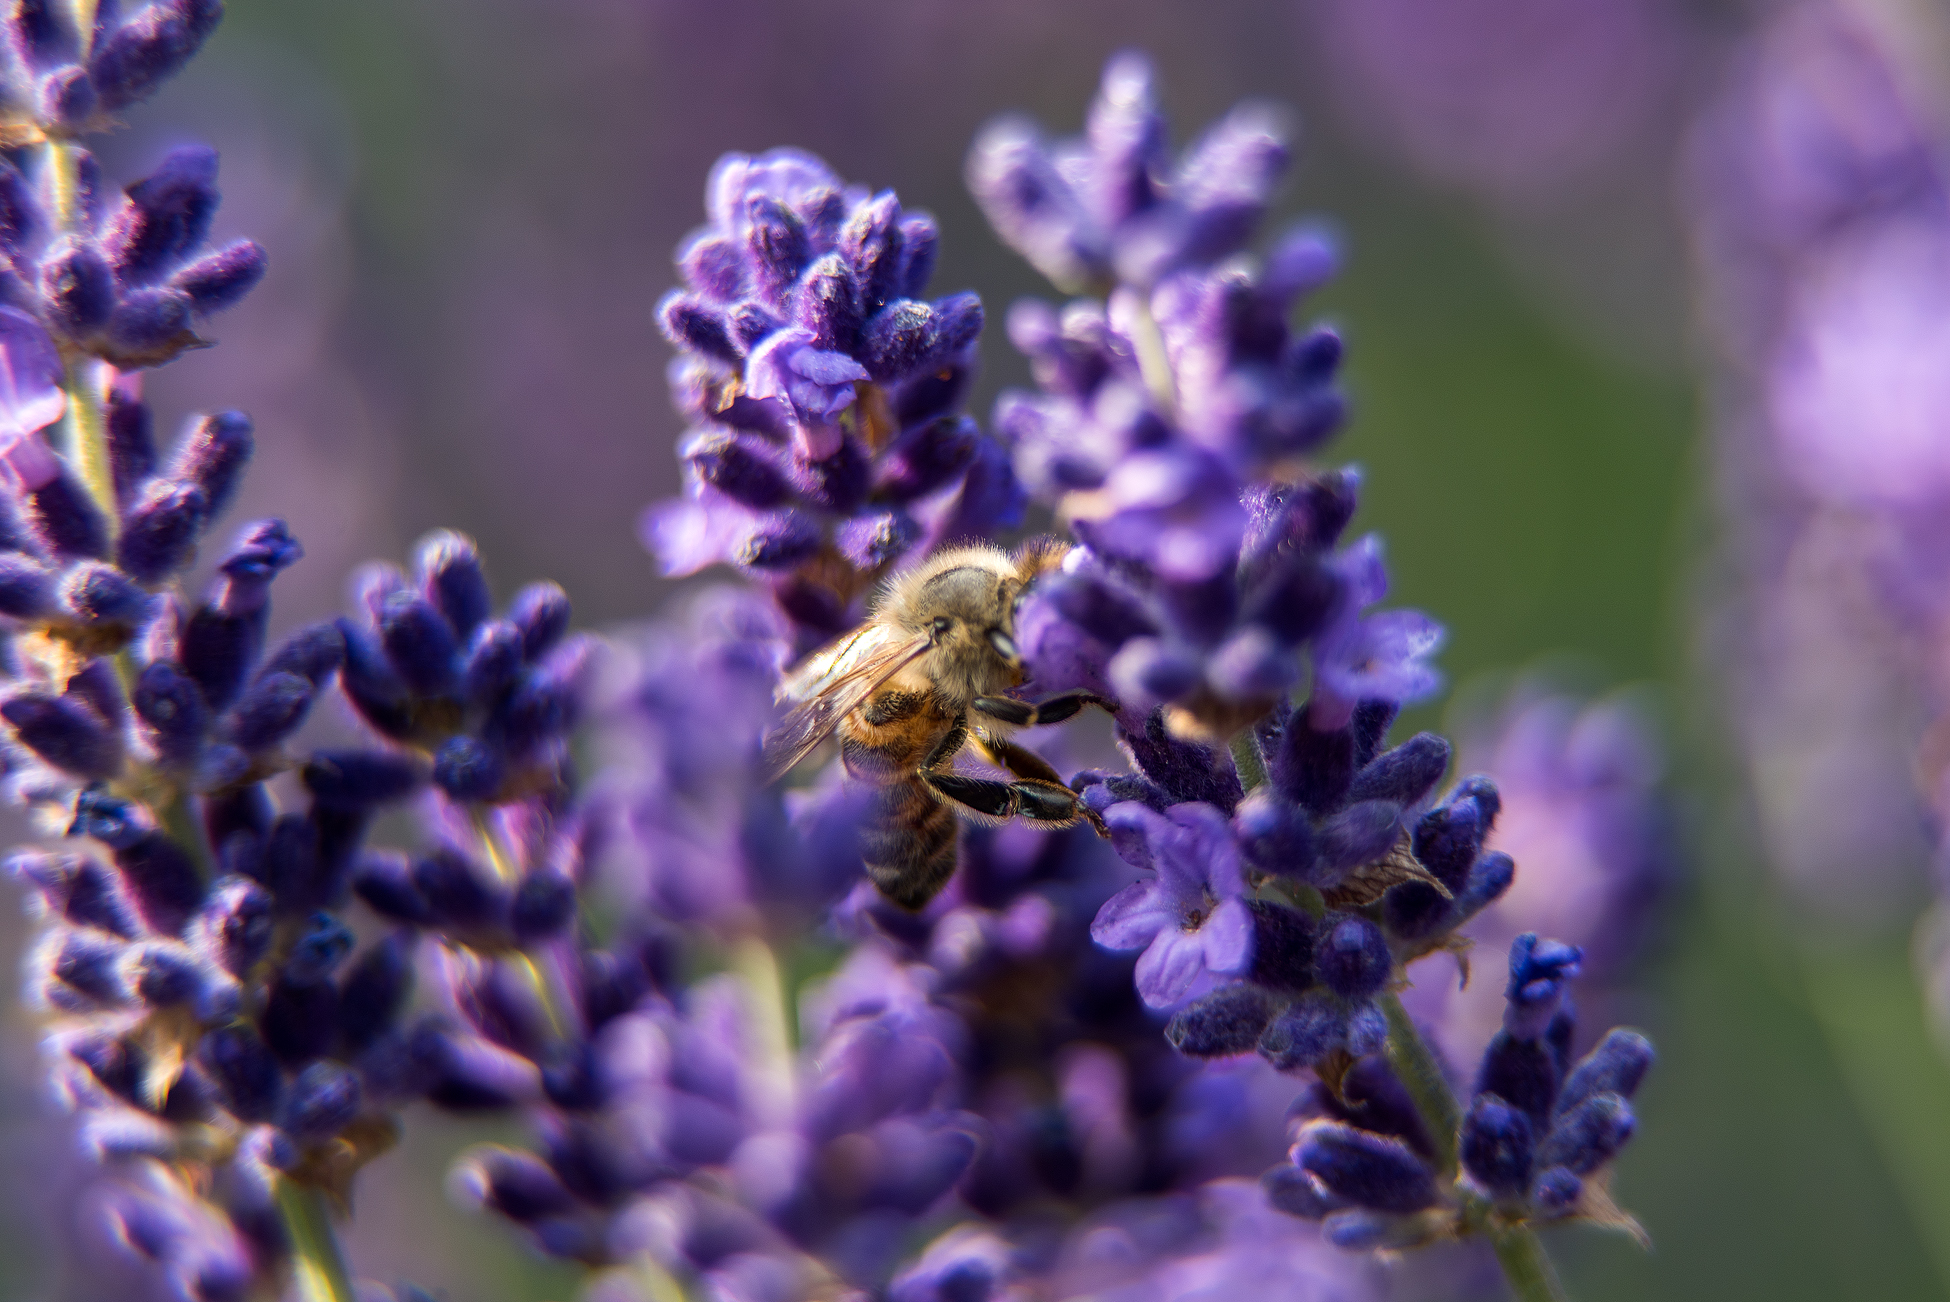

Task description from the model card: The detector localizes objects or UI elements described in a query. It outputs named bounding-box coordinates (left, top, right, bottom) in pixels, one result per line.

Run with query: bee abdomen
left=861, top=777, right=957, bottom=910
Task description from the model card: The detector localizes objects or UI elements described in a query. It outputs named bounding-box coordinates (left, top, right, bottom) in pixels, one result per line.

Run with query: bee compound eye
left=930, top=616, right=954, bottom=638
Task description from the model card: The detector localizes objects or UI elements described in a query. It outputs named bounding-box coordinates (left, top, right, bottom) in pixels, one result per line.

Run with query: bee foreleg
left=923, top=770, right=1108, bottom=835
left=971, top=690, right=1117, bottom=728
left=970, top=728, right=1067, bottom=788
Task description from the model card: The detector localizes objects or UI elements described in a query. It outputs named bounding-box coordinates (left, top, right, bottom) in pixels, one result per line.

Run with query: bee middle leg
left=970, top=690, right=1117, bottom=728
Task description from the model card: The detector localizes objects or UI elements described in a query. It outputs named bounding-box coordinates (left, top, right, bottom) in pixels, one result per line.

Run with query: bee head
left=908, top=564, right=1024, bottom=704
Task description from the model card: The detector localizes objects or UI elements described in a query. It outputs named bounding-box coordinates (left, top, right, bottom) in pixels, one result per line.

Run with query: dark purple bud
left=511, top=871, right=575, bottom=942
left=123, top=939, right=209, bottom=1008
left=8, top=0, right=74, bottom=71
left=487, top=661, right=579, bottom=757
left=339, top=933, right=413, bottom=1052
left=115, top=480, right=208, bottom=582
left=1242, top=555, right=1337, bottom=645
left=727, top=301, right=782, bottom=351
left=1349, top=733, right=1450, bottom=807
left=45, top=929, right=128, bottom=1007
left=840, top=191, right=904, bottom=314
left=64, top=657, right=125, bottom=727
left=540, top=1042, right=603, bottom=1112
left=1350, top=698, right=1398, bottom=766
left=229, top=671, right=313, bottom=751
left=1272, top=717, right=1354, bottom=815
left=36, top=64, right=95, bottom=127
left=302, top=749, right=427, bottom=810
left=103, top=377, right=152, bottom=504
left=1456, top=773, right=1502, bottom=825
left=1557, top=1030, right=1654, bottom=1116
left=28, top=472, right=110, bottom=560
left=1461, top=1094, right=1534, bottom=1199
left=1505, top=933, right=1582, bottom=1040
left=683, top=431, right=790, bottom=509
left=835, top=509, right=919, bottom=569
left=1381, top=878, right=1454, bottom=943
left=1313, top=800, right=1403, bottom=881
left=104, top=144, right=219, bottom=285
left=678, top=231, right=743, bottom=299
left=1536, top=1093, right=1634, bottom=1176
left=110, top=834, right=202, bottom=936
left=130, top=661, right=205, bottom=765
left=1412, top=798, right=1485, bottom=891
left=745, top=196, right=811, bottom=303
left=282, top=911, right=352, bottom=984
left=1118, top=711, right=1243, bottom=811
left=433, top=735, right=504, bottom=803
left=3, top=691, right=121, bottom=777
left=1475, top=1032, right=1561, bottom=1129
left=874, top=415, right=977, bottom=502
left=1232, top=788, right=1314, bottom=877
left=1263, top=1163, right=1342, bottom=1220
left=1247, top=899, right=1316, bottom=992
left=61, top=562, right=149, bottom=631
left=377, top=591, right=459, bottom=695
left=87, top=0, right=222, bottom=111
left=280, top=1061, right=360, bottom=1141
left=794, top=252, right=863, bottom=352
left=1107, top=637, right=1199, bottom=705
left=206, top=787, right=270, bottom=862
left=336, top=619, right=412, bottom=738
left=862, top=293, right=983, bottom=382
left=1455, top=851, right=1514, bottom=921
left=0, top=553, right=57, bottom=618
left=897, top=213, right=938, bottom=298
left=180, top=609, right=256, bottom=713
left=576, top=946, right=653, bottom=1029
left=461, top=620, right=524, bottom=707
left=0, top=159, right=39, bottom=255
left=1258, top=993, right=1344, bottom=1071
left=658, top=291, right=742, bottom=364
left=1165, top=983, right=1273, bottom=1057
left=104, top=285, right=196, bottom=362
left=262, top=621, right=343, bottom=685
left=415, top=530, right=491, bottom=641
left=188, top=874, right=272, bottom=976
left=1042, top=572, right=1156, bottom=645
left=1297, top=1123, right=1438, bottom=1214
left=170, top=238, right=264, bottom=313
left=197, top=1025, right=281, bottom=1122
left=350, top=850, right=429, bottom=924
left=1318, top=915, right=1390, bottom=1001
left=414, top=847, right=503, bottom=931
left=263, top=974, right=337, bottom=1064
left=168, top=411, right=253, bottom=521
left=70, top=786, right=142, bottom=848
left=10, top=850, right=137, bottom=936
left=1531, top=1167, right=1583, bottom=1214
left=508, top=581, right=570, bottom=660
left=736, top=510, right=821, bottom=571
left=413, top=1022, right=537, bottom=1110
left=454, top=1146, right=578, bottom=1223
left=40, top=241, right=115, bottom=336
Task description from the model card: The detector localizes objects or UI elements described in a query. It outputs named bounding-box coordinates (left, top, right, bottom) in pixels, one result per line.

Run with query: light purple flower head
left=1090, top=802, right=1253, bottom=1008
left=1309, top=536, right=1445, bottom=730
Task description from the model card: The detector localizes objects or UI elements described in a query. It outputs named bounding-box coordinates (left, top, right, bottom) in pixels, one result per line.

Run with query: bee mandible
left=762, top=539, right=1115, bottom=908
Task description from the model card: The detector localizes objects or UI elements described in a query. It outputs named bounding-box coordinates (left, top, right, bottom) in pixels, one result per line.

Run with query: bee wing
left=761, top=625, right=932, bottom=783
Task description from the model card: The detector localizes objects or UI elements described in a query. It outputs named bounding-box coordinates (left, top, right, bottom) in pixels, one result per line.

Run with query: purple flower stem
left=1380, top=990, right=1565, bottom=1301
left=48, top=143, right=117, bottom=526
left=274, top=1177, right=357, bottom=1302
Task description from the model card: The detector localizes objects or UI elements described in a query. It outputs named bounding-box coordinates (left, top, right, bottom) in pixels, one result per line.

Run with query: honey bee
left=762, top=539, right=1115, bottom=908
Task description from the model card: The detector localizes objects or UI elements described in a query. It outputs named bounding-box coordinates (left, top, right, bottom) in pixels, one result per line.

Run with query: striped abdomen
left=857, top=774, right=958, bottom=908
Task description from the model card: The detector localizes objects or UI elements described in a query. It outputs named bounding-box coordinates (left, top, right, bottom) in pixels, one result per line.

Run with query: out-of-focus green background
left=4, top=2, right=1948, bottom=1298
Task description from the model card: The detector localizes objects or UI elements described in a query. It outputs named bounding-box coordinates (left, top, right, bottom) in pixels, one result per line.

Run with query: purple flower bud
left=1536, top=1092, right=1634, bottom=1176
left=736, top=509, right=822, bottom=571
left=745, top=195, right=813, bottom=304
left=228, top=670, right=314, bottom=750
left=1241, top=554, right=1339, bottom=645
left=508, top=581, right=571, bottom=659
left=1164, top=982, right=1274, bottom=1057
left=123, top=938, right=211, bottom=1007
left=511, top=871, right=575, bottom=942
left=434, top=732, right=504, bottom=803
left=1503, top=933, right=1582, bottom=1040
left=187, top=875, right=272, bottom=976
left=105, top=145, right=219, bottom=286
left=263, top=974, right=337, bottom=1064
left=1295, top=1122, right=1438, bottom=1214
left=8, top=0, right=73, bottom=70
left=415, top=530, right=492, bottom=641
left=1557, top=1029, right=1654, bottom=1116
left=1259, top=991, right=1382, bottom=1070
left=377, top=591, right=459, bottom=696
left=1531, top=1167, right=1583, bottom=1215
left=1232, top=788, right=1314, bottom=877
left=873, top=416, right=978, bottom=502
left=862, top=293, right=983, bottom=382
left=453, top=1146, right=579, bottom=1223
left=42, top=928, right=128, bottom=1007
left=280, top=1060, right=361, bottom=1141
left=1314, top=800, right=1404, bottom=882
left=1474, top=1032, right=1560, bottom=1129
left=678, top=232, right=743, bottom=300
left=170, top=238, right=265, bottom=314
left=350, top=850, right=430, bottom=925
left=1318, top=915, right=1390, bottom=1000
left=413, top=1022, right=540, bottom=1110
left=462, top=620, right=525, bottom=705
left=283, top=912, right=353, bottom=984
left=337, top=619, right=412, bottom=737
left=11, top=850, right=138, bottom=936
left=835, top=509, right=919, bottom=569
left=683, top=431, right=791, bottom=510
left=795, top=252, right=863, bottom=352
left=1461, top=1094, right=1534, bottom=1199
left=170, top=412, right=253, bottom=521
left=1411, top=796, right=1486, bottom=891
left=106, top=832, right=202, bottom=936
left=1271, top=717, right=1354, bottom=814
left=197, top=1024, right=281, bottom=1122
left=841, top=191, right=904, bottom=315
left=0, top=160, right=39, bottom=256
left=1246, top=899, right=1316, bottom=991
left=105, top=285, right=196, bottom=363
left=898, top=214, right=939, bottom=298
left=301, top=749, right=428, bottom=809
left=3, top=689, right=122, bottom=776
left=0, top=553, right=57, bottom=617
left=413, top=846, right=505, bottom=931
left=88, top=0, right=223, bottom=111
left=1262, top=1163, right=1342, bottom=1220
left=339, top=933, right=413, bottom=1052
left=61, top=561, right=149, bottom=631
left=1348, top=732, right=1451, bottom=807
left=115, top=480, right=208, bottom=582
left=1107, top=637, right=1200, bottom=706
left=1453, top=850, right=1515, bottom=922
left=29, top=472, right=110, bottom=559
left=659, top=291, right=743, bottom=364
left=40, top=241, right=115, bottom=336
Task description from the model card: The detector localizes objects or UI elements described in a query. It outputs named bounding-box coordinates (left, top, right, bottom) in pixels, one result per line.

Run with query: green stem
left=1228, top=729, right=1268, bottom=793
left=1491, top=1225, right=1568, bottom=1302
left=45, top=141, right=117, bottom=528
left=274, top=1178, right=356, bottom=1302
left=731, top=935, right=797, bottom=1128
left=1378, top=990, right=1460, bottom=1176
left=1128, top=295, right=1178, bottom=419
left=157, top=783, right=215, bottom=879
